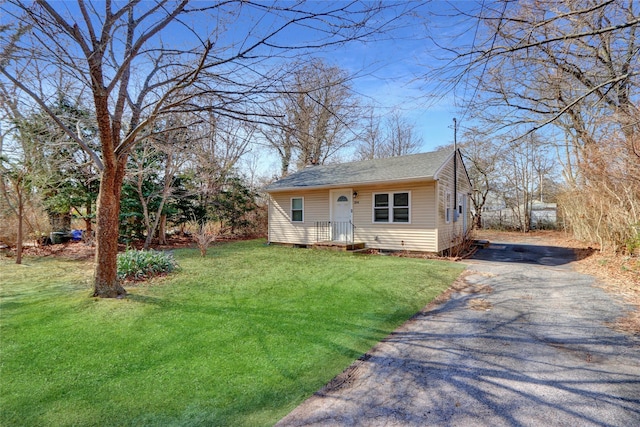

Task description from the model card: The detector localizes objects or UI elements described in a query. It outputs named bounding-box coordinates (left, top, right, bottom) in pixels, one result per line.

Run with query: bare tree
left=459, top=128, right=502, bottom=229
left=1, top=1, right=401, bottom=297
left=382, top=110, right=422, bottom=157
left=428, top=0, right=639, bottom=247
left=0, top=66, right=27, bottom=264
left=355, top=108, right=422, bottom=160
left=492, top=135, right=554, bottom=232
left=185, top=112, right=255, bottom=222
left=0, top=140, right=28, bottom=264
left=126, top=124, right=189, bottom=250
left=262, top=58, right=362, bottom=175
left=0, top=35, right=61, bottom=263
left=430, top=1, right=639, bottom=134
left=355, top=106, right=385, bottom=160
left=261, top=113, right=296, bottom=177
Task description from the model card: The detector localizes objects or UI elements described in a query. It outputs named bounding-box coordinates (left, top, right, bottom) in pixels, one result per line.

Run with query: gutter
left=264, top=176, right=436, bottom=193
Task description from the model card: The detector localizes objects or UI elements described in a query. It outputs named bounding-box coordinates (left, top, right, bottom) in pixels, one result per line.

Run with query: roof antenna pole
left=453, top=118, right=458, bottom=222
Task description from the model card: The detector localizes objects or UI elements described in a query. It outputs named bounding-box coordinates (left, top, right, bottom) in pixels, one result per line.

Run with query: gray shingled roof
left=265, top=150, right=454, bottom=192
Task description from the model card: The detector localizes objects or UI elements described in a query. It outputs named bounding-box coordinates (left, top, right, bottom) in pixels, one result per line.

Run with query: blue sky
left=178, top=0, right=478, bottom=152
left=1, top=0, right=480, bottom=172
left=228, top=0, right=483, bottom=175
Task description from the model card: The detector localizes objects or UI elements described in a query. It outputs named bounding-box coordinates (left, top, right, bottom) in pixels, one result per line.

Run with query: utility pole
left=453, top=118, right=458, bottom=222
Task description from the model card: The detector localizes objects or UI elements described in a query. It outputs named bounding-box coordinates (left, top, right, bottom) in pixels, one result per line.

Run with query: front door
left=330, top=188, right=352, bottom=242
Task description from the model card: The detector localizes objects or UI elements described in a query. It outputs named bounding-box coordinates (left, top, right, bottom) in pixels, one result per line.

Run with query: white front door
left=330, top=188, right=353, bottom=242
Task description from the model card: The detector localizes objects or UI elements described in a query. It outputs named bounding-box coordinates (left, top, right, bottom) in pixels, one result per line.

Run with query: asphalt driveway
left=276, top=239, right=640, bottom=426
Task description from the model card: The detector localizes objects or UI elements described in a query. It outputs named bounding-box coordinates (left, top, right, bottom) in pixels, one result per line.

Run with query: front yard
left=0, top=239, right=464, bottom=426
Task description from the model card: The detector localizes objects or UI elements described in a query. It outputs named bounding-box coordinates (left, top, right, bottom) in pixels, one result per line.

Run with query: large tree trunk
left=473, top=212, right=482, bottom=229
left=93, top=164, right=126, bottom=298
left=158, top=214, right=167, bottom=245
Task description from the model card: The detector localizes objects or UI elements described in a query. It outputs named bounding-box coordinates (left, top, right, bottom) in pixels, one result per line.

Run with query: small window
left=291, top=197, right=303, bottom=222
left=374, top=194, right=389, bottom=222
left=445, top=191, right=452, bottom=223
left=393, top=207, right=409, bottom=222
left=393, top=193, right=409, bottom=222
left=375, top=193, right=389, bottom=207
left=458, top=194, right=464, bottom=214
left=373, top=192, right=410, bottom=223
left=337, top=195, right=348, bottom=202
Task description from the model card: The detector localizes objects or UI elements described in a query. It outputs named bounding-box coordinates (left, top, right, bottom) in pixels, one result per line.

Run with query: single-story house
left=264, top=149, right=472, bottom=254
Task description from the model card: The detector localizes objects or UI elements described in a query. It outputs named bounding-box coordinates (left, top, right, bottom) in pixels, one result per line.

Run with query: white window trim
left=445, top=191, right=452, bottom=224
left=372, top=191, right=411, bottom=224
left=291, top=197, right=304, bottom=223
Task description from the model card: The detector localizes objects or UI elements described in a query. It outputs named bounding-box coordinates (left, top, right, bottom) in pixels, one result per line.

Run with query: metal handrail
left=315, top=221, right=355, bottom=244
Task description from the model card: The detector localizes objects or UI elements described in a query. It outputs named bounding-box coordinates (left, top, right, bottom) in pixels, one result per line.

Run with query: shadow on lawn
left=278, top=292, right=640, bottom=426
left=125, top=293, right=165, bottom=305
left=364, top=329, right=640, bottom=425
left=276, top=253, right=640, bottom=427
left=124, top=289, right=392, bottom=386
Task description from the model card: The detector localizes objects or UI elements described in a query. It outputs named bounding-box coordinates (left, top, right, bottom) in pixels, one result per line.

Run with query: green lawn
left=0, top=239, right=464, bottom=426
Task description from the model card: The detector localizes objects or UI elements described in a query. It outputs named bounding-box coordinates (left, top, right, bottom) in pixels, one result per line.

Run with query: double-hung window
left=373, top=192, right=410, bottom=223
left=291, top=197, right=304, bottom=222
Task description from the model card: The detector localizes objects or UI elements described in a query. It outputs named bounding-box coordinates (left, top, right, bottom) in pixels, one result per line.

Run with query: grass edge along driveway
left=0, top=239, right=464, bottom=427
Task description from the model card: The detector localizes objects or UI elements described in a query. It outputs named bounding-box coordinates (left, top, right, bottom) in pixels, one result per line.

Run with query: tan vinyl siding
left=268, top=181, right=439, bottom=251
left=351, top=181, right=438, bottom=252
left=266, top=150, right=473, bottom=253
left=268, top=190, right=329, bottom=245
left=435, top=151, right=472, bottom=252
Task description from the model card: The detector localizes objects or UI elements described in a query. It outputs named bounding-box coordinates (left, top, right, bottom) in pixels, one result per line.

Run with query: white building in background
left=480, top=195, right=557, bottom=230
